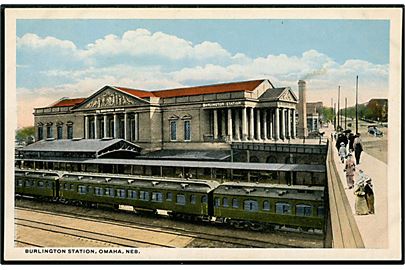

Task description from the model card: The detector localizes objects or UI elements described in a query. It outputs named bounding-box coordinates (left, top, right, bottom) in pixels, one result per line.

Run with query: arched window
left=275, top=202, right=291, bottom=214
left=296, top=204, right=312, bottom=216
left=190, top=194, right=196, bottom=204
left=201, top=195, right=207, bottom=204
left=266, top=156, right=277, bottom=163
left=214, top=197, right=220, bottom=207
left=176, top=194, right=186, bottom=205
left=166, top=192, right=173, bottom=201
left=263, top=200, right=270, bottom=211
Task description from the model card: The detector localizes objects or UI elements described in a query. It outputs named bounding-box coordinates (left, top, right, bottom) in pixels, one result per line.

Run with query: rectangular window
left=105, top=188, right=115, bottom=197
left=232, top=198, right=239, bottom=208
left=57, top=126, right=63, bottom=140
left=184, top=120, right=191, bottom=141
left=25, top=180, right=32, bottom=187
left=176, top=194, right=186, bottom=205
left=117, top=189, right=126, bottom=198
left=46, top=126, right=53, bottom=138
left=276, top=203, right=291, bottom=215
left=128, top=190, right=137, bottom=199
left=140, top=191, right=150, bottom=201
left=37, top=181, right=45, bottom=188
left=244, top=200, right=259, bottom=212
left=78, top=185, right=87, bottom=194
left=214, top=197, right=221, bottom=207
left=38, top=126, right=43, bottom=140
left=95, top=187, right=103, bottom=196
left=170, top=121, right=177, bottom=141
left=152, top=192, right=163, bottom=202
left=190, top=194, right=196, bottom=204
left=296, top=204, right=313, bottom=217
left=317, top=206, right=324, bottom=217
left=17, top=180, right=24, bottom=187
left=67, top=126, right=73, bottom=139
left=166, top=192, right=173, bottom=201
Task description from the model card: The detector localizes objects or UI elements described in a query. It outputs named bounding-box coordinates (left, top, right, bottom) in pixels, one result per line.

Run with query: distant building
left=306, top=102, right=323, bottom=132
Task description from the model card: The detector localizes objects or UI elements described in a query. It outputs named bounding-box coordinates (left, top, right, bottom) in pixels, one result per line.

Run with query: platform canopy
left=19, top=139, right=142, bottom=160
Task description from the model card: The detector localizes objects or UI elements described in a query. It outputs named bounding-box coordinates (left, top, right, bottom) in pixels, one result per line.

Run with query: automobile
left=368, top=125, right=383, bottom=137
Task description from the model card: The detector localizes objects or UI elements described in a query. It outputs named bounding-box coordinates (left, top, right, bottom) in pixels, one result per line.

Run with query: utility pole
left=356, top=75, right=359, bottom=134
left=345, top=97, right=347, bottom=130
left=337, top=86, right=340, bottom=130
left=334, top=102, right=336, bottom=130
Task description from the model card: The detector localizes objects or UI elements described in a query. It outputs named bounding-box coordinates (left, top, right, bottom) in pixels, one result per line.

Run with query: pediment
left=74, top=87, right=148, bottom=110
left=278, top=88, right=298, bottom=103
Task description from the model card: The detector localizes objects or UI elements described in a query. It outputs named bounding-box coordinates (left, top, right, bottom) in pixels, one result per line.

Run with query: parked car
left=368, top=125, right=383, bottom=137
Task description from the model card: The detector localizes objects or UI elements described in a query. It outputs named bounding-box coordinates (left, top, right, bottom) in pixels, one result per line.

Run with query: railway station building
left=34, top=79, right=299, bottom=153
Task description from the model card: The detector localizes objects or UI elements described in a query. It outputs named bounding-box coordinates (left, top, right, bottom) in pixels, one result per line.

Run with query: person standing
left=344, top=152, right=356, bottom=189
left=353, top=133, right=363, bottom=165
left=348, top=132, right=355, bottom=152
left=354, top=168, right=369, bottom=215
left=364, top=178, right=375, bottom=214
left=338, top=142, right=347, bottom=163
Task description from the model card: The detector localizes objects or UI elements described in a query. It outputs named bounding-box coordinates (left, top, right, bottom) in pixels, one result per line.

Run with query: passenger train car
left=15, top=168, right=326, bottom=232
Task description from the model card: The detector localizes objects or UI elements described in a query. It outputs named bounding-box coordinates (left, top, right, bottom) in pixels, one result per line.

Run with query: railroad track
left=15, top=216, right=174, bottom=248
left=15, top=205, right=300, bottom=248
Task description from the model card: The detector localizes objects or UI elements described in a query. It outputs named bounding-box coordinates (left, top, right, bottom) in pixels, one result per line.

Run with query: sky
left=16, top=19, right=390, bottom=128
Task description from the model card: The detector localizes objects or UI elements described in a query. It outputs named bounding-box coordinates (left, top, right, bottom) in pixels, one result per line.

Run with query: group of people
left=336, top=132, right=374, bottom=215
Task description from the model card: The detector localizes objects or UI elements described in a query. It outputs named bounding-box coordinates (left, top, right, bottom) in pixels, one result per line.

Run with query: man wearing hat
left=344, top=152, right=356, bottom=189
left=338, top=142, right=348, bottom=163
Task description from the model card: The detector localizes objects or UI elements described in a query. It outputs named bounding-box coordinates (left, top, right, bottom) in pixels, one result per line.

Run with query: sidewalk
left=323, top=125, right=388, bottom=248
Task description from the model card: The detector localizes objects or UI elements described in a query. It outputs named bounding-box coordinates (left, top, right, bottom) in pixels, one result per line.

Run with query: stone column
left=287, top=109, right=291, bottom=139
left=256, top=109, right=261, bottom=140
left=124, top=112, right=128, bottom=140
left=227, top=108, right=233, bottom=141
left=114, top=113, right=118, bottom=139
left=221, top=110, right=226, bottom=140
left=213, top=109, right=218, bottom=140
left=275, top=108, right=280, bottom=140
left=103, top=114, right=108, bottom=138
left=281, top=108, right=286, bottom=140
left=269, top=109, right=273, bottom=140
left=84, top=115, right=89, bottom=139
left=94, top=115, right=98, bottom=139
left=134, top=113, right=139, bottom=141
left=242, top=107, right=247, bottom=141
left=292, top=109, right=296, bottom=139
left=263, top=110, right=268, bottom=141
left=249, top=107, right=254, bottom=140
left=235, top=109, right=240, bottom=141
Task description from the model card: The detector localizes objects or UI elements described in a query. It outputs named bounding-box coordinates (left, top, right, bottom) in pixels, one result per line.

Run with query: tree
left=318, top=107, right=334, bottom=122
left=15, top=126, right=35, bottom=143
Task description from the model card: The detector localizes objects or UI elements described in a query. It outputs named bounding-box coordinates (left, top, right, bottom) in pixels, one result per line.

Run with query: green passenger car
left=59, top=173, right=219, bottom=217
left=213, top=182, right=325, bottom=231
left=15, top=169, right=59, bottom=198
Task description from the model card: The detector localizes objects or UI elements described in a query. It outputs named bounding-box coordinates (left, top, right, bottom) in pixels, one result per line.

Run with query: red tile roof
left=51, top=98, right=86, bottom=107
left=116, top=79, right=265, bottom=99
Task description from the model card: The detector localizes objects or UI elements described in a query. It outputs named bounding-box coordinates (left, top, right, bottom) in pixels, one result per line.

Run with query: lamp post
left=356, top=76, right=359, bottom=134
left=345, top=97, right=347, bottom=130
left=337, top=86, right=340, bottom=130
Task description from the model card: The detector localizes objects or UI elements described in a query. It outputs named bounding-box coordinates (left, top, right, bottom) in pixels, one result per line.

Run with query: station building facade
left=34, top=79, right=299, bottom=153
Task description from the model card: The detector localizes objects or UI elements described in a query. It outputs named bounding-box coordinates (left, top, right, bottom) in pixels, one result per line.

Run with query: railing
left=325, top=139, right=364, bottom=248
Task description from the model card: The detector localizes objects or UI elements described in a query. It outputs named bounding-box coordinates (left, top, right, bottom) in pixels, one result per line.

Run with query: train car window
left=214, top=197, right=220, bottom=207
left=275, top=203, right=291, bottom=215
left=201, top=195, right=207, bottom=204
left=70, top=184, right=75, bottom=190
left=166, top=192, right=173, bottom=201
left=263, top=200, right=270, bottom=211
left=176, top=194, right=186, bottom=205
left=222, top=197, right=228, bottom=207
left=117, top=189, right=126, bottom=198
left=317, top=206, right=324, bottom=217
left=232, top=198, right=239, bottom=208
left=64, top=183, right=69, bottom=190
left=48, top=181, right=53, bottom=188
left=105, top=188, right=115, bottom=197
left=25, top=180, right=32, bottom=187
left=95, top=187, right=104, bottom=196
left=128, top=190, right=137, bottom=199
left=244, top=200, right=259, bottom=212
left=17, top=180, right=24, bottom=187
left=296, top=204, right=312, bottom=216
left=152, top=192, right=163, bottom=202
left=190, top=194, right=196, bottom=204
left=140, top=191, right=150, bottom=201
left=78, top=185, right=87, bottom=194
left=37, top=181, right=45, bottom=188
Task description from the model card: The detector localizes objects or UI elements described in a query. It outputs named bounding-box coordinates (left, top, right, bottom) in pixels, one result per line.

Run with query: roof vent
left=152, top=181, right=159, bottom=187
left=243, top=188, right=255, bottom=194
left=265, top=189, right=270, bottom=193
left=181, top=183, right=189, bottom=189
left=105, top=177, right=111, bottom=182
left=25, top=172, right=29, bottom=176
left=278, top=190, right=287, bottom=196
left=78, top=176, right=83, bottom=180
left=127, top=180, right=134, bottom=184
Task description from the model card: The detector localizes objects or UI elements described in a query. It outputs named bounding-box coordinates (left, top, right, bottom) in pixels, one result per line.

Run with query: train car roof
left=15, top=168, right=61, bottom=179
left=17, top=158, right=326, bottom=172
left=214, top=182, right=324, bottom=201
left=60, top=172, right=219, bottom=192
